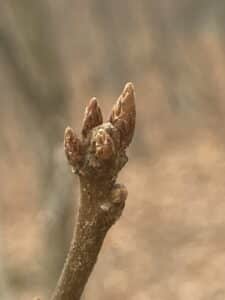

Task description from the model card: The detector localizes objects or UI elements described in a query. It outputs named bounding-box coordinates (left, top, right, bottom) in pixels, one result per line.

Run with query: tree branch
left=51, top=82, right=136, bottom=300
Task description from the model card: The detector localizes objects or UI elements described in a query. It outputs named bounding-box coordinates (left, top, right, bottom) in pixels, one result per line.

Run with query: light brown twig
left=51, top=82, right=136, bottom=300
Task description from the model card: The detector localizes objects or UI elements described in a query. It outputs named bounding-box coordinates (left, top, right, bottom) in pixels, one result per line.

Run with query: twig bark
left=51, top=82, right=136, bottom=300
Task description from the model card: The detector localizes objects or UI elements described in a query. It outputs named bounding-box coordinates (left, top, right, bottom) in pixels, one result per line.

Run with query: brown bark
left=51, top=83, right=136, bottom=300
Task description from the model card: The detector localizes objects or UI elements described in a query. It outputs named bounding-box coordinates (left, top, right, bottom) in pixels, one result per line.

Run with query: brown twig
left=51, top=82, right=136, bottom=300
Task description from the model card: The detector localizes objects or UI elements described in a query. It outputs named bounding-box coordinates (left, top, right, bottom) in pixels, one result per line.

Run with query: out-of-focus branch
left=51, top=83, right=136, bottom=300
left=0, top=1, right=69, bottom=132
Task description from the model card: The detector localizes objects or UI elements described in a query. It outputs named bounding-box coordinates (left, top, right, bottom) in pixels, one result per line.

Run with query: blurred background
left=1, top=1, right=225, bottom=299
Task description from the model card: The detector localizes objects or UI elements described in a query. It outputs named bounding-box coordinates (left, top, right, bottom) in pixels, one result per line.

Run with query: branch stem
left=51, top=179, right=113, bottom=300
left=50, top=82, right=135, bottom=300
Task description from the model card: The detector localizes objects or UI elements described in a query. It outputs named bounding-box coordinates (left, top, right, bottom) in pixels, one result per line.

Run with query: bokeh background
left=1, top=1, right=225, bottom=299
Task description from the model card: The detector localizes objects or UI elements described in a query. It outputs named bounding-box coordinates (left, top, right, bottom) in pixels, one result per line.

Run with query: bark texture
left=51, top=82, right=136, bottom=300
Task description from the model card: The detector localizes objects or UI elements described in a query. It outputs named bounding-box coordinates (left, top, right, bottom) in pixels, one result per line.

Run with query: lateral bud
left=95, top=129, right=115, bottom=160
left=108, top=82, right=136, bottom=149
left=82, top=97, right=103, bottom=137
left=111, top=183, right=128, bottom=205
left=64, top=126, right=81, bottom=167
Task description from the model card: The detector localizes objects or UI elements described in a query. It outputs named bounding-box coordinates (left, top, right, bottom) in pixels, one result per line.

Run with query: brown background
left=1, top=1, right=225, bottom=299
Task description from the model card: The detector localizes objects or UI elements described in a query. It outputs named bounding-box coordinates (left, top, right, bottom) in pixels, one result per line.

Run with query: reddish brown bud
left=82, top=97, right=103, bottom=137
left=64, top=127, right=81, bottom=166
left=108, top=82, right=136, bottom=149
left=95, top=129, right=115, bottom=160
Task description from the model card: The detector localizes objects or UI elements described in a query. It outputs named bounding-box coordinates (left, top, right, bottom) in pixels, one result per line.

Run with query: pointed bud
left=64, top=126, right=81, bottom=166
left=95, top=129, right=115, bottom=160
left=82, top=97, right=103, bottom=137
left=108, top=82, right=136, bottom=149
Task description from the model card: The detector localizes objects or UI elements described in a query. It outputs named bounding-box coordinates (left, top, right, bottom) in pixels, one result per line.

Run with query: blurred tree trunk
left=90, top=0, right=131, bottom=89
left=0, top=0, right=73, bottom=292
